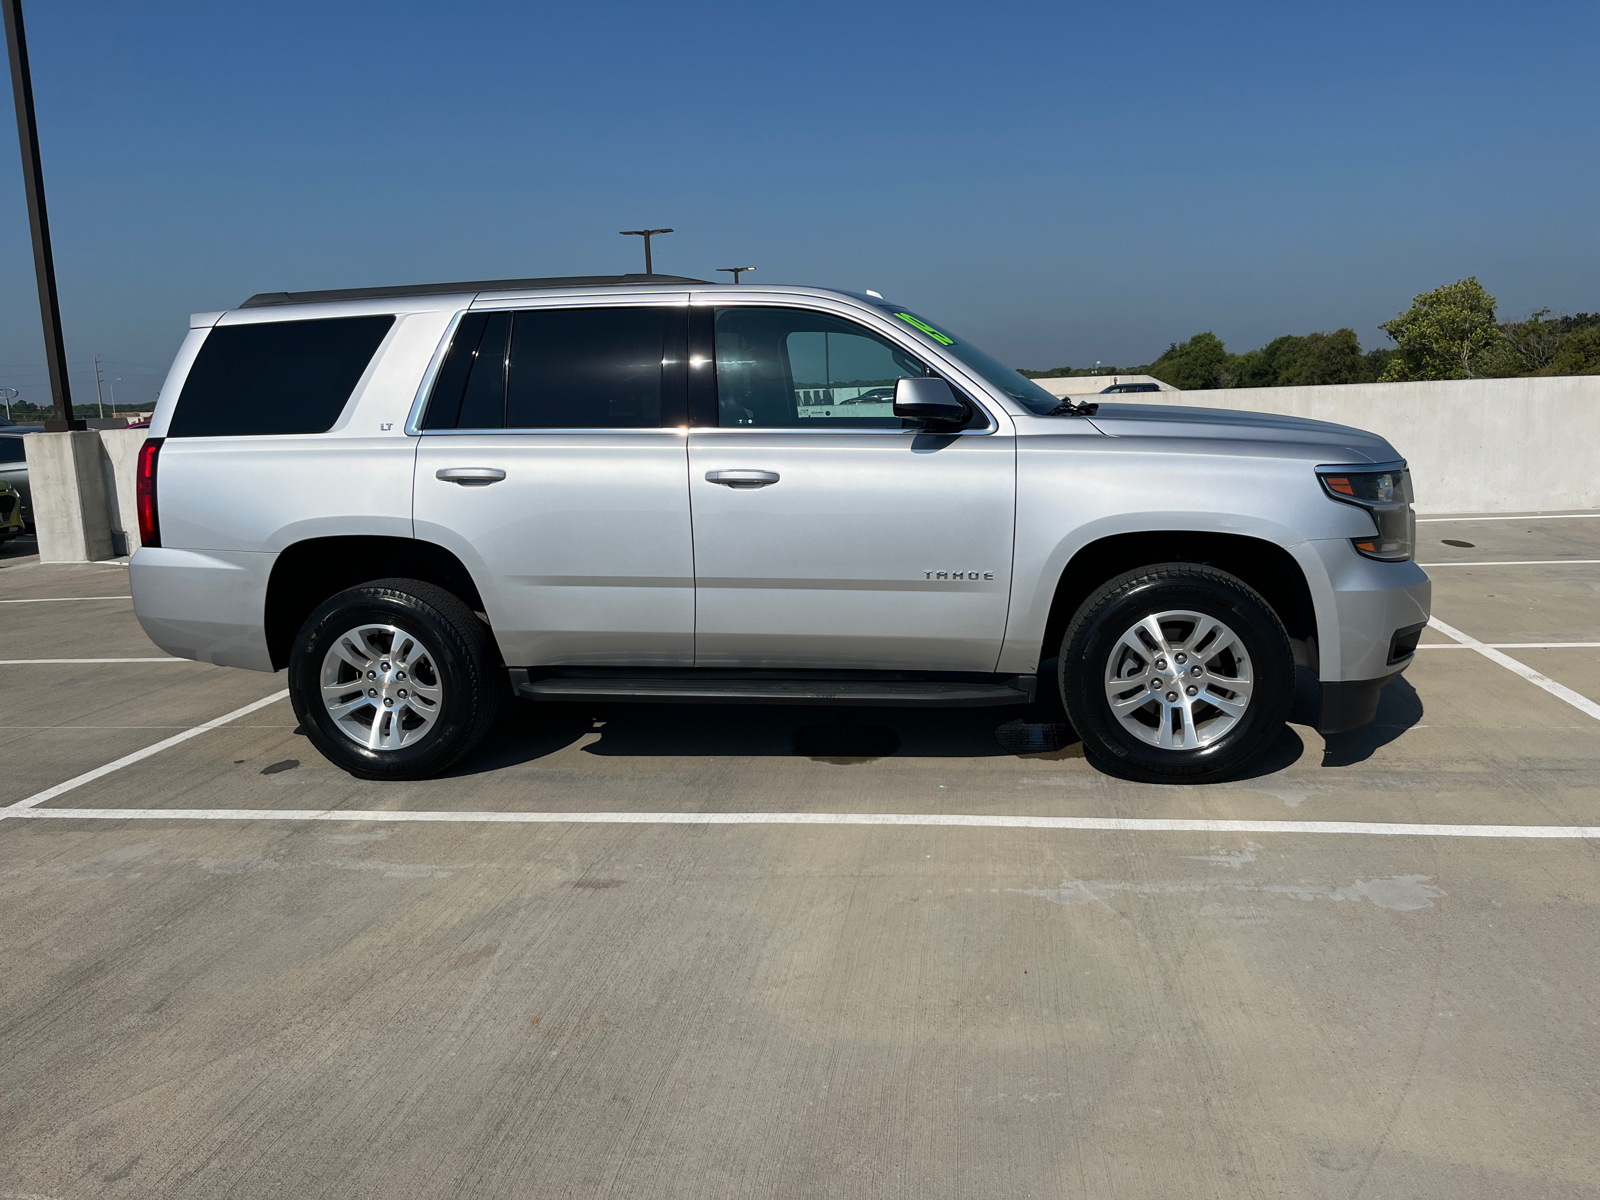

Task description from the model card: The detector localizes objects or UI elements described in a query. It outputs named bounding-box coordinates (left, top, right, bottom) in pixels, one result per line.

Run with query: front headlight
left=1317, top=464, right=1414, bottom=562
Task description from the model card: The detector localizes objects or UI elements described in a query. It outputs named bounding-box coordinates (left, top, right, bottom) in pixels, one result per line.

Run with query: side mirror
left=893, top=376, right=968, bottom=426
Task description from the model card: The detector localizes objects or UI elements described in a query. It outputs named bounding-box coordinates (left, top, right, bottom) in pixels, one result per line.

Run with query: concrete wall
left=25, top=431, right=116, bottom=562
left=1046, top=374, right=1600, bottom=514
left=23, top=427, right=149, bottom=562
left=20, top=374, right=1597, bottom=553
left=99, top=427, right=147, bottom=556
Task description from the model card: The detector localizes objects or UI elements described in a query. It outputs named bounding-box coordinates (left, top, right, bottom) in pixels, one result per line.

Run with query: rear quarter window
left=168, top=315, right=395, bottom=437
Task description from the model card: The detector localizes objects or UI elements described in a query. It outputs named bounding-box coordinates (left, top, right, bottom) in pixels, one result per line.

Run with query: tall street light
left=3, top=0, right=81, bottom=431
left=619, top=228, right=673, bottom=275
left=717, top=267, right=756, bottom=284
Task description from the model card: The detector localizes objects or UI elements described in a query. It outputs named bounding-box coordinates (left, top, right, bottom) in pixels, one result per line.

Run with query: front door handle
left=436, top=467, right=506, bottom=486
left=706, top=469, right=779, bottom=488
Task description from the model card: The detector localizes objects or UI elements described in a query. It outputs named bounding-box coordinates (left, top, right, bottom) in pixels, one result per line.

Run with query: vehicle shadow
left=449, top=697, right=1087, bottom=775
left=1319, top=676, right=1425, bottom=768
left=452, top=666, right=1423, bottom=780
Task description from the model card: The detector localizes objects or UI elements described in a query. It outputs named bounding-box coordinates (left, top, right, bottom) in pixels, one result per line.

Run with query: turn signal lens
left=136, top=437, right=162, bottom=548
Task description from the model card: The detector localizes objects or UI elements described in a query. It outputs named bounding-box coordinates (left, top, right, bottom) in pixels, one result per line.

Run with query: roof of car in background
left=239, top=274, right=712, bottom=308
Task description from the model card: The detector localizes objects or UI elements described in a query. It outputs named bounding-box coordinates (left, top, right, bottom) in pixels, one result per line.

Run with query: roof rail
left=239, top=273, right=711, bottom=308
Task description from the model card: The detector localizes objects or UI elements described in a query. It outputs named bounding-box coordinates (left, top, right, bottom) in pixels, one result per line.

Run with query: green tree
left=1378, top=277, right=1507, bottom=381
left=1546, top=326, right=1600, bottom=375
left=1231, top=335, right=1300, bottom=388
left=1360, top=348, right=1398, bottom=381
left=1147, top=332, right=1235, bottom=390
left=1279, top=329, right=1365, bottom=385
left=1496, top=308, right=1563, bottom=375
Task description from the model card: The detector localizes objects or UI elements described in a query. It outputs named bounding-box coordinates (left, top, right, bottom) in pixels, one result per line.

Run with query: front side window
left=712, top=307, right=934, bottom=429
left=424, top=306, right=685, bottom=430
left=867, top=305, right=1064, bottom=415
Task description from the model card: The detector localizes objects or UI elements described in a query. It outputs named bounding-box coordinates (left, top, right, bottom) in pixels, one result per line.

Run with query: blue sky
left=1, top=0, right=1596, bottom=408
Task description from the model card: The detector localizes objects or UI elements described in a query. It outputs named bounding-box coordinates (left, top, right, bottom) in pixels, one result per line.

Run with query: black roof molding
left=239, top=273, right=712, bottom=309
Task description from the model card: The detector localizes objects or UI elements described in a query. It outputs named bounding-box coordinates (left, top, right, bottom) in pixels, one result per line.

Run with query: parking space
left=3, top=516, right=1600, bottom=1197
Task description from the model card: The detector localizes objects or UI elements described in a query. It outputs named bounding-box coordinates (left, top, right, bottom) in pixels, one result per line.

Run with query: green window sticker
left=894, top=313, right=954, bottom=346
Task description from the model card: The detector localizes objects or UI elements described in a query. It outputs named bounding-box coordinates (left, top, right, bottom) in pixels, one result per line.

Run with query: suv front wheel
left=1060, top=564, right=1294, bottom=783
left=289, top=578, right=504, bottom=780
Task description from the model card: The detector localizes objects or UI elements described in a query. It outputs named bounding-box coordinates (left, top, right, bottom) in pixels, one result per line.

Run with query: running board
left=509, top=670, right=1034, bottom=707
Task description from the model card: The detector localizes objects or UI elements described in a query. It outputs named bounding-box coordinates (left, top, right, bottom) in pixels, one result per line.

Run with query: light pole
left=619, top=228, right=673, bottom=275
left=3, top=0, right=81, bottom=431
left=0, top=386, right=16, bottom=421
left=717, top=267, right=756, bottom=284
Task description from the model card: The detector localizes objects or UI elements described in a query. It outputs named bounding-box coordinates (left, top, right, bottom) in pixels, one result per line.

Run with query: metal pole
left=3, top=0, right=80, bottom=431
left=619, top=228, right=673, bottom=276
left=93, top=355, right=104, bottom=418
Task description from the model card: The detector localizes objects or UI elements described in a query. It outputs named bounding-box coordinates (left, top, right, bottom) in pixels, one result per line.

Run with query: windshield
left=870, top=306, right=1063, bottom=414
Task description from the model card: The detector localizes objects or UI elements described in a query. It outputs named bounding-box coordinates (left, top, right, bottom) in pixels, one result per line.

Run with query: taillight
left=136, top=437, right=162, bottom=548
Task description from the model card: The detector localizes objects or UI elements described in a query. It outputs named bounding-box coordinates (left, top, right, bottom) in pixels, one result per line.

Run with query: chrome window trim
left=684, top=425, right=997, bottom=437
left=404, top=309, right=467, bottom=436
left=415, top=425, right=994, bottom=438
left=417, top=427, right=689, bottom=437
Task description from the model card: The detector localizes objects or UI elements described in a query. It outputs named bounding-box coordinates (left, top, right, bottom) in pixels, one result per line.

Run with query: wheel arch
left=264, top=535, right=488, bottom=670
left=1037, top=531, right=1321, bottom=678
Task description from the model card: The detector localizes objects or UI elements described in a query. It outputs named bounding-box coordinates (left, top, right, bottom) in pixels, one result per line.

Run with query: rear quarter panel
left=154, top=305, right=458, bottom=553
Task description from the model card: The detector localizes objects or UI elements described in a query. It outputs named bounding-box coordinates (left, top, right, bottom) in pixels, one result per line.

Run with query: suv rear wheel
left=289, top=578, right=504, bottom=780
left=1060, top=564, right=1294, bottom=783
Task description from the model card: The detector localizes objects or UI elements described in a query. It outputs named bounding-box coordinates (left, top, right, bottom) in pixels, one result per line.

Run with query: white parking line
left=0, top=595, right=133, bottom=603
left=2, top=690, right=291, bottom=815
left=1418, top=513, right=1600, bottom=523
left=1416, top=642, right=1600, bottom=650
left=1428, top=617, right=1600, bottom=722
left=1, top=658, right=184, bottom=664
left=9, top=807, right=1599, bottom=839
left=1418, top=560, right=1600, bottom=568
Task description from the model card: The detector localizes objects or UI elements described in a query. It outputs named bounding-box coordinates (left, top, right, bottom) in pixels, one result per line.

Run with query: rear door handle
left=436, top=467, right=506, bottom=486
left=705, top=469, right=779, bottom=488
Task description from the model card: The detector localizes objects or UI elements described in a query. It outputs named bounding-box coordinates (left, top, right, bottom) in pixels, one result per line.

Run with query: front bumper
left=1300, top=537, right=1431, bottom=734
left=1307, top=538, right=1431, bottom=682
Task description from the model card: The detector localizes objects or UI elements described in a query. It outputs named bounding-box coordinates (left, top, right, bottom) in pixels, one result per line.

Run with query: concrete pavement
left=2, top=515, right=1599, bottom=1198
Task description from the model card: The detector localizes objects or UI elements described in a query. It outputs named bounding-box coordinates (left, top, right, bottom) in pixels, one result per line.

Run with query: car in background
left=0, top=479, right=23, bottom=543
left=1099, top=382, right=1162, bottom=394
left=0, top=426, right=41, bottom=531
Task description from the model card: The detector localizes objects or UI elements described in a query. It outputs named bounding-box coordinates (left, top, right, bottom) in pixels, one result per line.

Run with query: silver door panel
left=414, top=431, right=694, bottom=666
left=687, top=430, right=1015, bottom=671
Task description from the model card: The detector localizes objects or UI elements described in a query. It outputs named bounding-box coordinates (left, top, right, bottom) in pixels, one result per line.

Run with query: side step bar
left=509, top=669, right=1035, bottom=707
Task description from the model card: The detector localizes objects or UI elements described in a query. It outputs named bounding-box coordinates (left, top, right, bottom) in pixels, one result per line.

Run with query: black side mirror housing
left=893, top=376, right=968, bottom=426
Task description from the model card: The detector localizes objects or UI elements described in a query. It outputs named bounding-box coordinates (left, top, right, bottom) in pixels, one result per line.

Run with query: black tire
left=1059, top=563, right=1293, bottom=784
left=288, top=578, right=504, bottom=781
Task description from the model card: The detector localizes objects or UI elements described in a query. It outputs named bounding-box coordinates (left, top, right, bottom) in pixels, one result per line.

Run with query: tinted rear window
left=423, top=306, right=684, bottom=430
left=168, top=315, right=394, bottom=437
left=0, top=437, right=24, bottom=463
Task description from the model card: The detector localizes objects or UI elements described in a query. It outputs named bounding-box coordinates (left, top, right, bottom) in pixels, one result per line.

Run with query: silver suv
left=130, top=275, right=1430, bottom=783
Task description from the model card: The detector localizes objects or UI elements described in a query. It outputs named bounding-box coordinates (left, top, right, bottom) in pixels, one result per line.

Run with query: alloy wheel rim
left=318, top=623, right=444, bottom=751
left=1103, top=609, right=1253, bottom=751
